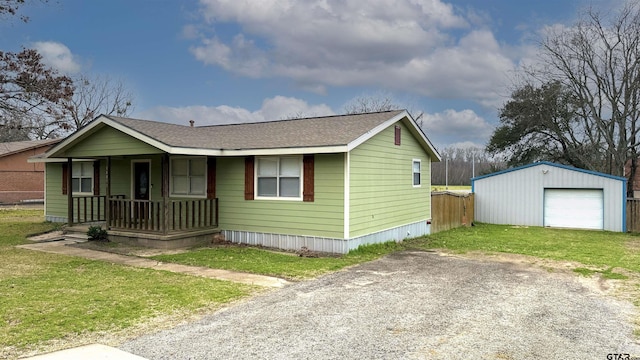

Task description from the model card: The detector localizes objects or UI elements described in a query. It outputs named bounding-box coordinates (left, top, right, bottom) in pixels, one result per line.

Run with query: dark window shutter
left=303, top=155, right=314, bottom=202
left=207, top=157, right=217, bottom=199
left=395, top=125, right=401, bottom=145
left=244, top=156, right=254, bottom=200
left=93, top=160, right=100, bottom=195
left=62, top=163, right=68, bottom=195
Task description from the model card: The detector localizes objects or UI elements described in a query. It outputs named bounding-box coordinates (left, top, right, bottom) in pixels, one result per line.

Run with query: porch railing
left=107, top=198, right=218, bottom=233
left=71, top=195, right=106, bottom=223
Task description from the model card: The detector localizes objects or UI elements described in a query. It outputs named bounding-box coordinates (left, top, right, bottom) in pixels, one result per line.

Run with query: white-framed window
left=171, top=157, right=206, bottom=196
left=72, top=162, right=93, bottom=194
left=412, top=159, right=421, bottom=187
left=256, top=156, right=302, bottom=199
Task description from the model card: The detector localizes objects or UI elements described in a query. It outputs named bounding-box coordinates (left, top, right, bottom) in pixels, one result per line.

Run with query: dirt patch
left=432, top=248, right=640, bottom=312
left=625, top=240, right=640, bottom=252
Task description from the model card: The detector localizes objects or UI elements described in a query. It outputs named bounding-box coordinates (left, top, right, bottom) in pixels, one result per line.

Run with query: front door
left=133, top=162, right=150, bottom=201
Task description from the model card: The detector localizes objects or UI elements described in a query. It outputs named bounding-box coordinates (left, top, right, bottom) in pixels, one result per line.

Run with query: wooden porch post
left=105, top=157, right=111, bottom=228
left=162, top=154, right=170, bottom=235
left=66, top=157, right=73, bottom=226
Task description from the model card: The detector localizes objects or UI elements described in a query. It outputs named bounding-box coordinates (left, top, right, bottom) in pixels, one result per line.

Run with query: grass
left=151, top=241, right=402, bottom=280
left=573, top=267, right=629, bottom=280
left=151, top=222, right=640, bottom=282
left=0, top=210, right=257, bottom=358
left=408, top=223, right=640, bottom=274
left=4, top=208, right=640, bottom=353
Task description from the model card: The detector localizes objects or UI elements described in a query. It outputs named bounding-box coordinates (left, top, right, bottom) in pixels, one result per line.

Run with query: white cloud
left=32, top=41, right=81, bottom=74
left=188, top=0, right=518, bottom=107
left=135, top=96, right=335, bottom=126
left=181, top=24, right=200, bottom=40
left=422, top=109, right=493, bottom=145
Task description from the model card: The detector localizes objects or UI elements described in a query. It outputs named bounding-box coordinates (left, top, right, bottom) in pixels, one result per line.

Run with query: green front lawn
left=151, top=223, right=640, bottom=281
left=151, top=241, right=402, bottom=280
left=407, top=223, right=640, bottom=274
left=4, top=208, right=639, bottom=355
left=0, top=210, right=256, bottom=358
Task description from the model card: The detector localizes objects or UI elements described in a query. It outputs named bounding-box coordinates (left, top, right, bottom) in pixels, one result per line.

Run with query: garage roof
left=472, top=161, right=627, bottom=182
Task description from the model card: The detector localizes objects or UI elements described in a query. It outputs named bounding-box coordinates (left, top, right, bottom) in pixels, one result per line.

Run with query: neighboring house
left=35, top=110, right=441, bottom=253
left=472, top=162, right=626, bottom=232
left=0, top=139, right=61, bottom=204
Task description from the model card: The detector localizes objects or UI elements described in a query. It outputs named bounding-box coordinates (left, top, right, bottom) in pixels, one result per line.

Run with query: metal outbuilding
left=471, top=162, right=627, bottom=232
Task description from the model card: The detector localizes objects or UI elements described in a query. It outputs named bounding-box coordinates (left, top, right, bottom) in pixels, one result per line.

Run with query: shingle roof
left=105, top=110, right=405, bottom=150
left=41, top=109, right=440, bottom=161
left=0, top=139, right=61, bottom=157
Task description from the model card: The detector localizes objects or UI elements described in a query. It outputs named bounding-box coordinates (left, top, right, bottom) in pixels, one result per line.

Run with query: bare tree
left=343, top=93, right=399, bottom=114
left=0, top=0, right=47, bottom=22
left=432, top=147, right=504, bottom=186
left=343, top=92, right=426, bottom=129
left=508, top=2, right=640, bottom=196
left=0, top=112, right=29, bottom=141
left=0, top=49, right=74, bottom=140
left=0, top=0, right=81, bottom=140
left=60, top=74, right=134, bottom=130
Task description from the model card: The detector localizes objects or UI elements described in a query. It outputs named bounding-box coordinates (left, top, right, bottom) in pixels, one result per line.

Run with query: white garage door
left=544, top=189, right=604, bottom=230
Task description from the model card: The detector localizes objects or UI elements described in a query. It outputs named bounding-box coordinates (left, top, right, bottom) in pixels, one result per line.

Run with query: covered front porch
left=68, top=194, right=218, bottom=233
left=63, top=152, right=219, bottom=248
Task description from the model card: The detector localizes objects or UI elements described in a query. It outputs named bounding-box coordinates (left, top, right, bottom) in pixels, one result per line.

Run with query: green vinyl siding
left=349, top=121, right=431, bottom=237
left=45, top=160, right=109, bottom=221
left=109, top=158, right=131, bottom=198
left=45, top=156, right=165, bottom=221
left=62, top=126, right=162, bottom=157
left=45, top=163, right=67, bottom=219
left=217, top=154, right=344, bottom=238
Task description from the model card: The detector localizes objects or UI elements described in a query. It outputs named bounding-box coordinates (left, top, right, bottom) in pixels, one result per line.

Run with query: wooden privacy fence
left=431, top=192, right=474, bottom=233
left=627, top=198, right=640, bottom=232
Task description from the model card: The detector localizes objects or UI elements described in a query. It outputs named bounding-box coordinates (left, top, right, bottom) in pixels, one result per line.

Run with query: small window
left=256, top=156, right=302, bottom=199
left=72, top=162, right=93, bottom=194
left=171, top=157, right=206, bottom=196
left=412, top=160, right=421, bottom=187
left=395, top=125, right=401, bottom=145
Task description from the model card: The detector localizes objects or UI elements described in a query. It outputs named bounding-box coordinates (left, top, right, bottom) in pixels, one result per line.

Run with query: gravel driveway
left=121, top=250, right=640, bottom=360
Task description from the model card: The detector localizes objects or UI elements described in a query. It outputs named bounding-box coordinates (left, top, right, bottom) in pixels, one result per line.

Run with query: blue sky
left=0, top=0, right=613, bottom=149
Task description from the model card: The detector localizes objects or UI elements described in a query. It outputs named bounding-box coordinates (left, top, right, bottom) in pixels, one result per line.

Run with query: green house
left=35, top=110, right=441, bottom=253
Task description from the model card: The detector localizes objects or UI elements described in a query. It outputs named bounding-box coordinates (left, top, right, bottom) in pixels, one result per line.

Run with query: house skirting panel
left=46, top=215, right=67, bottom=223
left=222, top=230, right=350, bottom=253
left=347, top=220, right=431, bottom=252
left=223, top=220, right=430, bottom=254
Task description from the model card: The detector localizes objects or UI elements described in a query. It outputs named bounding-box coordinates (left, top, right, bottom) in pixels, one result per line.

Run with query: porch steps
left=65, top=233, right=89, bottom=243
left=64, top=225, right=92, bottom=243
